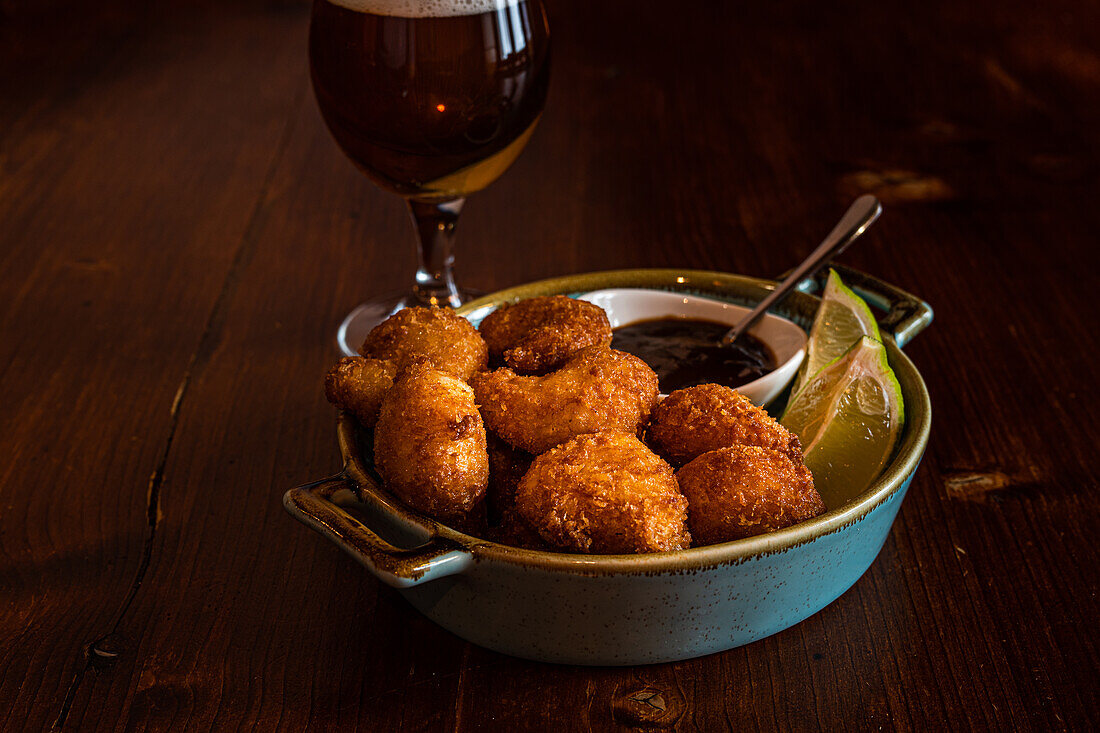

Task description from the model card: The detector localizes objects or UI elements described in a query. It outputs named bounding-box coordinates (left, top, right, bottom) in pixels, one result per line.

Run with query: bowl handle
left=792, top=264, right=934, bottom=348
left=283, top=473, right=473, bottom=589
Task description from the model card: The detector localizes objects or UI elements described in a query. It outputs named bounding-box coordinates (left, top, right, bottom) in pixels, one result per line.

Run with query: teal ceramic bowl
left=285, top=266, right=932, bottom=665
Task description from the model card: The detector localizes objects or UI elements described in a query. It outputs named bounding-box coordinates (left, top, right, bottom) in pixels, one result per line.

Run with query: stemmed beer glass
left=309, top=0, right=551, bottom=355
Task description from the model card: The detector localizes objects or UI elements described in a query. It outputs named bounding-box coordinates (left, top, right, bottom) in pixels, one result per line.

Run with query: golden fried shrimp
left=647, top=383, right=803, bottom=467
left=471, top=346, right=660, bottom=454
left=677, top=444, right=824, bottom=545
left=373, top=362, right=488, bottom=524
left=478, top=295, right=612, bottom=373
left=323, top=357, right=396, bottom=427
left=515, top=432, right=691, bottom=554
left=359, top=306, right=487, bottom=381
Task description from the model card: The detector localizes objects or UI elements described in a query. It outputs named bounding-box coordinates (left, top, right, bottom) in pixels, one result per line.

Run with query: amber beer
left=310, top=0, right=550, bottom=199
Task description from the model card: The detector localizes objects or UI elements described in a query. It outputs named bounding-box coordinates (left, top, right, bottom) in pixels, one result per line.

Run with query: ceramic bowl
left=285, top=266, right=933, bottom=665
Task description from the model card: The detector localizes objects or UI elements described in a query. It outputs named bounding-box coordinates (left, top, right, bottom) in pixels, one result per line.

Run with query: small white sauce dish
left=575, top=288, right=806, bottom=405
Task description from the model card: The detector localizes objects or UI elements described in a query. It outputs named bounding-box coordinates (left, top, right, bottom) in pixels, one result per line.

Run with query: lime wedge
left=791, top=269, right=881, bottom=397
left=781, top=336, right=904, bottom=508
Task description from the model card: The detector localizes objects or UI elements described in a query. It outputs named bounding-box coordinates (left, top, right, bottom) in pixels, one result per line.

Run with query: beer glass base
left=336, top=288, right=484, bottom=356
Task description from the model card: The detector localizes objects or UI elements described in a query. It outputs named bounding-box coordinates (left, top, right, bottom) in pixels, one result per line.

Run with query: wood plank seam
left=50, top=78, right=310, bottom=731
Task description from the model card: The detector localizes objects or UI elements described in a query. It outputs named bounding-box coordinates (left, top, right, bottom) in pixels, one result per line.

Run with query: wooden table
left=3, top=0, right=1097, bottom=729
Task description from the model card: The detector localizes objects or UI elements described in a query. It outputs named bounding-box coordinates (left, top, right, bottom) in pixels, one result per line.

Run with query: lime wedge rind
left=824, top=268, right=881, bottom=339
left=791, top=269, right=882, bottom=398
left=781, top=335, right=905, bottom=508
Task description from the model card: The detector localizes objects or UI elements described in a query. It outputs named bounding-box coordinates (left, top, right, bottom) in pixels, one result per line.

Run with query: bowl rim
left=339, top=268, right=931, bottom=574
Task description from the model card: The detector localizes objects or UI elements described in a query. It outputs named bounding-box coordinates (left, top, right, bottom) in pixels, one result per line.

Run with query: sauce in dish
left=611, top=317, right=776, bottom=393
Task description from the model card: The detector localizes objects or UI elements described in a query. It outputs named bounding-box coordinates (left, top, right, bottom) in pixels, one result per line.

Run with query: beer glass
left=310, top=0, right=551, bottom=355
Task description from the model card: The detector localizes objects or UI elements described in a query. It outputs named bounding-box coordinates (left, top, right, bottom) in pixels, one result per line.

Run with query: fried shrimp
left=478, top=295, right=612, bottom=373
left=471, top=346, right=660, bottom=454
left=359, top=306, right=487, bottom=381
left=647, top=383, right=803, bottom=467
left=515, top=432, right=691, bottom=554
left=677, top=444, right=824, bottom=545
left=323, top=356, right=396, bottom=428
left=373, top=361, right=489, bottom=524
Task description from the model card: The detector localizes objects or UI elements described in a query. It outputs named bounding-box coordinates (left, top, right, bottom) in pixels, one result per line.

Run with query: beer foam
left=328, top=0, right=520, bottom=18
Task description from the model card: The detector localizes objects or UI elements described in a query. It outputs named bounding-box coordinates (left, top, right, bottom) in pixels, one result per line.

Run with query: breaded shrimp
left=359, top=306, right=487, bottom=381
left=373, top=361, right=488, bottom=525
left=471, top=346, right=659, bottom=454
left=323, top=356, right=396, bottom=428
left=677, top=444, right=824, bottom=545
left=515, top=432, right=691, bottom=554
left=647, top=383, right=803, bottom=467
left=478, top=295, right=612, bottom=374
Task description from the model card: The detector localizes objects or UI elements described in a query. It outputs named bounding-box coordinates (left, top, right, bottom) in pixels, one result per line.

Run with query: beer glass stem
left=408, top=197, right=465, bottom=308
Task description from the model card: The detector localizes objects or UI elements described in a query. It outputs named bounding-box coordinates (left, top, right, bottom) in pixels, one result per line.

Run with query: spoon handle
left=721, top=195, right=882, bottom=346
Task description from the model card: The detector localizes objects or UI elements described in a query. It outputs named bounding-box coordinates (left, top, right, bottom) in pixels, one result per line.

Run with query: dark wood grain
left=1, top=0, right=1098, bottom=730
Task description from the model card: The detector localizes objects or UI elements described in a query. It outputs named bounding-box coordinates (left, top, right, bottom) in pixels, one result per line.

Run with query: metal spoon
left=721, top=195, right=882, bottom=346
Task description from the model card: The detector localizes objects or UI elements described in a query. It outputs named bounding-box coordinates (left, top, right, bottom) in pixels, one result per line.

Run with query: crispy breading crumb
left=516, top=431, right=691, bottom=554
left=323, top=356, right=396, bottom=427
left=677, top=444, right=824, bottom=545
left=374, top=362, right=488, bottom=525
left=479, top=295, right=611, bottom=374
left=472, top=346, right=659, bottom=454
left=648, top=383, right=803, bottom=467
left=359, top=306, right=487, bottom=381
